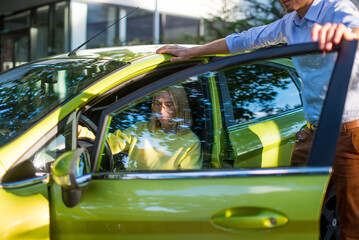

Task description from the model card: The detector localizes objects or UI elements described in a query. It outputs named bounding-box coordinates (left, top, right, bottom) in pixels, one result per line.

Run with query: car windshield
left=0, top=58, right=125, bottom=147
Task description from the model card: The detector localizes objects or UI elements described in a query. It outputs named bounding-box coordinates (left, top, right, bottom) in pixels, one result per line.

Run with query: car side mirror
left=52, top=148, right=91, bottom=208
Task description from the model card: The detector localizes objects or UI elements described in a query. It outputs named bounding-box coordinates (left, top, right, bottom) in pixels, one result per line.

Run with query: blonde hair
left=149, top=85, right=192, bottom=134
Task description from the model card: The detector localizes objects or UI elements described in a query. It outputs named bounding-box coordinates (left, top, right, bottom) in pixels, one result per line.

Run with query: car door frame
left=59, top=40, right=357, bottom=240
left=215, top=59, right=303, bottom=128
left=214, top=59, right=306, bottom=168
left=92, top=41, right=357, bottom=170
left=308, top=40, right=357, bottom=166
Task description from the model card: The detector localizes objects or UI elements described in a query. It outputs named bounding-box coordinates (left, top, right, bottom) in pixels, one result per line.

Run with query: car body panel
left=0, top=162, right=5, bottom=176
left=50, top=171, right=330, bottom=240
left=53, top=45, right=183, bottom=61
left=0, top=180, right=49, bottom=239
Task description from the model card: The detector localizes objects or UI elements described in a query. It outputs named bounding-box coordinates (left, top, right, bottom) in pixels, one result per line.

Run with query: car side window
left=1, top=116, right=75, bottom=183
left=98, top=77, right=212, bottom=171
left=216, top=62, right=305, bottom=168
left=30, top=117, right=75, bottom=175
left=221, top=62, right=302, bottom=125
left=93, top=53, right=336, bottom=172
left=31, top=134, right=67, bottom=174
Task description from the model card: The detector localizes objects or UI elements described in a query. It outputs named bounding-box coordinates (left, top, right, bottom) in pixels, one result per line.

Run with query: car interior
left=77, top=62, right=216, bottom=172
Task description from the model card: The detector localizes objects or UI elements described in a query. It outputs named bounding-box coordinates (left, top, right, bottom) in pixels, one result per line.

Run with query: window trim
left=91, top=166, right=332, bottom=180
left=1, top=175, right=49, bottom=189
left=216, top=70, right=236, bottom=127
left=308, top=40, right=357, bottom=166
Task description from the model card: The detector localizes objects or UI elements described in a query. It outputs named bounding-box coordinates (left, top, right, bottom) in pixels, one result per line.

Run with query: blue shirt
left=226, top=0, right=359, bottom=125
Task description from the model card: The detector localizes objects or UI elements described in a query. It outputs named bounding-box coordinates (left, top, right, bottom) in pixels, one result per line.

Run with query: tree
left=203, top=0, right=285, bottom=41
left=244, top=0, right=285, bottom=25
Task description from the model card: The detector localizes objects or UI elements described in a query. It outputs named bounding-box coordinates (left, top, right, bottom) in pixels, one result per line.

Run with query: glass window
left=5, top=114, right=76, bottom=183
left=53, top=2, right=68, bottom=55
left=0, top=59, right=125, bottom=147
left=223, top=61, right=302, bottom=124
left=162, top=14, right=200, bottom=43
left=1, top=38, right=13, bottom=71
left=87, top=4, right=117, bottom=48
left=98, top=52, right=336, bottom=172
left=1, top=112, right=75, bottom=183
left=14, top=35, right=29, bottom=67
left=126, top=8, right=153, bottom=44
left=4, top=11, right=30, bottom=31
left=32, top=6, right=49, bottom=60
left=31, top=118, right=74, bottom=175
left=98, top=77, right=211, bottom=172
left=32, top=134, right=66, bottom=174
left=217, top=55, right=335, bottom=169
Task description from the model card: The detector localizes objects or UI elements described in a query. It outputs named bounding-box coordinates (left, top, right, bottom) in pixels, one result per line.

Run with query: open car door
left=50, top=40, right=357, bottom=240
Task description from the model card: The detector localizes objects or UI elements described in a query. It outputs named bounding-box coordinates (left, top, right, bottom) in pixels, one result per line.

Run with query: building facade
left=0, top=0, right=202, bottom=72
left=1, top=0, right=358, bottom=72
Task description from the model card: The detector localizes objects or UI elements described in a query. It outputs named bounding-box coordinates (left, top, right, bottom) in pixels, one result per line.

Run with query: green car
left=0, top=41, right=356, bottom=240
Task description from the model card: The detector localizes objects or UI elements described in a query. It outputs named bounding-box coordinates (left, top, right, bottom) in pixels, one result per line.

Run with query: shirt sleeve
left=332, top=0, right=359, bottom=28
left=178, top=139, right=203, bottom=170
left=225, top=17, right=288, bottom=53
left=78, top=125, right=96, bottom=140
left=106, top=126, right=136, bottom=155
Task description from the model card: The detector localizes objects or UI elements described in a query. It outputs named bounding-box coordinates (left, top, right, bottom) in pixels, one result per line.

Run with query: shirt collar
left=294, top=0, right=324, bottom=26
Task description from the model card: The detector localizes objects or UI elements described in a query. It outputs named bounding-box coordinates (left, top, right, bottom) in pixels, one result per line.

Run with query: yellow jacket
left=107, top=122, right=202, bottom=170
left=78, top=122, right=203, bottom=170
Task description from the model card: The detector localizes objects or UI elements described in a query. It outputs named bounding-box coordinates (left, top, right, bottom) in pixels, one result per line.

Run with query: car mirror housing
left=52, top=148, right=92, bottom=207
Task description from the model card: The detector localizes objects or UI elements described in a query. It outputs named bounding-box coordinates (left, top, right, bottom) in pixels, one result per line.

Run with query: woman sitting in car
left=79, top=86, right=202, bottom=171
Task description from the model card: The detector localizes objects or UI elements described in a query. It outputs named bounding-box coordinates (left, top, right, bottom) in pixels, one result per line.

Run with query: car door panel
left=50, top=42, right=357, bottom=240
left=216, top=59, right=304, bottom=168
left=50, top=171, right=330, bottom=240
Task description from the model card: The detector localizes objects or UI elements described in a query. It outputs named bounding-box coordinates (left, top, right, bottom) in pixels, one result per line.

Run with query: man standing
left=157, top=0, right=359, bottom=239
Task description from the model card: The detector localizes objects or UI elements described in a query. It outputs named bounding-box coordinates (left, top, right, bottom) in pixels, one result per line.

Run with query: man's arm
left=156, top=38, right=230, bottom=62
left=311, top=23, right=358, bottom=51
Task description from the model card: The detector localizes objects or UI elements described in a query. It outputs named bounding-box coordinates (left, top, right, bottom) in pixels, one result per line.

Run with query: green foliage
left=244, top=0, right=286, bottom=25
left=224, top=63, right=294, bottom=122
left=203, top=0, right=285, bottom=41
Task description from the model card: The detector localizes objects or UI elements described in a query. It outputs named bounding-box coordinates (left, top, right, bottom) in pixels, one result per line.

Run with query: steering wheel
left=78, top=115, right=114, bottom=171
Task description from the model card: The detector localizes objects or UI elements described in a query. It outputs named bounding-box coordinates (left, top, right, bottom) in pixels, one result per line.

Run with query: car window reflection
left=223, top=63, right=302, bottom=124
left=0, top=59, right=124, bottom=147
left=107, top=85, right=203, bottom=171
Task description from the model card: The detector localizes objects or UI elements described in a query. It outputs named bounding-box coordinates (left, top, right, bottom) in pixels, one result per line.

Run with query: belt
left=307, top=120, right=359, bottom=132
left=340, top=119, right=359, bottom=132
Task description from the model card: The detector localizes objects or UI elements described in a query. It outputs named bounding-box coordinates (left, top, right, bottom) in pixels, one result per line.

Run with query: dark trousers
left=291, top=120, right=359, bottom=240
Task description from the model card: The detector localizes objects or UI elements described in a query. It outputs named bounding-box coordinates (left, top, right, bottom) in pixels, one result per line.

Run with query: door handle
left=211, top=207, right=288, bottom=231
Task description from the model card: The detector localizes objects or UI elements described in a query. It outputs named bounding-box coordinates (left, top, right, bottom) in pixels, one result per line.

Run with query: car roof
left=51, top=45, right=198, bottom=62
left=35, top=44, right=295, bottom=69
